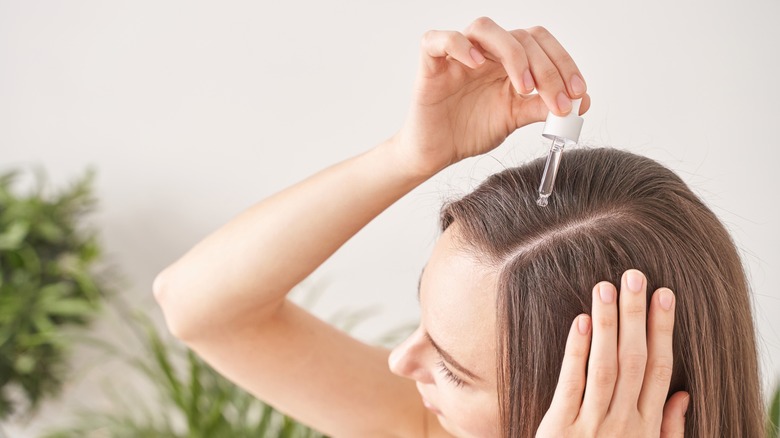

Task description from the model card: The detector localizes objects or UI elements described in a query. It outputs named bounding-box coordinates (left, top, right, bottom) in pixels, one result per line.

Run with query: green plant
left=43, top=282, right=416, bottom=437
left=43, top=309, right=329, bottom=438
left=0, top=167, right=109, bottom=420
left=769, top=380, right=780, bottom=438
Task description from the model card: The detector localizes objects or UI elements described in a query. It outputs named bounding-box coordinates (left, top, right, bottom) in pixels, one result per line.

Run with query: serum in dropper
left=537, top=98, right=584, bottom=207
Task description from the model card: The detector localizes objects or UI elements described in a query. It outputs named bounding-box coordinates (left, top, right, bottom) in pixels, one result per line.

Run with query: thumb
left=514, top=94, right=551, bottom=128
left=513, top=92, right=591, bottom=129
left=660, top=391, right=690, bottom=437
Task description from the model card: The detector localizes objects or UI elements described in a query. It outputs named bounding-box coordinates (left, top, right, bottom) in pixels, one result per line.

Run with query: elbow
left=152, top=268, right=194, bottom=341
left=152, top=268, right=168, bottom=305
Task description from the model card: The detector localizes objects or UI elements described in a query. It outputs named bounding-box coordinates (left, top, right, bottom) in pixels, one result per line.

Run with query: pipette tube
left=536, top=136, right=567, bottom=207
left=536, top=98, right=584, bottom=207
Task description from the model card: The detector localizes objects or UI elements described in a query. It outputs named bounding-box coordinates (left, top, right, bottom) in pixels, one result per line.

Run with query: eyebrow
left=415, top=263, right=482, bottom=383
left=425, top=332, right=483, bottom=382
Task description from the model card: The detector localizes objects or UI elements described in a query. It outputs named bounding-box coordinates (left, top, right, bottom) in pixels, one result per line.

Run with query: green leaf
left=45, top=298, right=97, bottom=317
left=14, top=354, right=36, bottom=375
left=71, top=268, right=100, bottom=303
left=16, top=244, right=42, bottom=276
left=31, top=313, right=56, bottom=334
left=79, top=235, right=100, bottom=262
left=769, top=381, right=780, bottom=438
left=0, top=221, right=30, bottom=250
left=187, top=349, right=203, bottom=430
left=0, top=166, right=106, bottom=420
left=39, top=281, right=74, bottom=301
left=35, top=219, right=65, bottom=244
left=0, top=168, right=20, bottom=188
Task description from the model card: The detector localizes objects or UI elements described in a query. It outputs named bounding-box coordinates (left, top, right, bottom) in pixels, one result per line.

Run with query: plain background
left=2, top=0, right=778, bottom=435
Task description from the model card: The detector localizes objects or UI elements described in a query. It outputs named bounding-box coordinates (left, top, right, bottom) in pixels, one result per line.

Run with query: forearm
left=153, top=134, right=431, bottom=340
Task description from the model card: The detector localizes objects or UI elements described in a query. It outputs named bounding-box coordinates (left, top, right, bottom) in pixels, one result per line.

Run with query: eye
left=436, top=359, right=466, bottom=388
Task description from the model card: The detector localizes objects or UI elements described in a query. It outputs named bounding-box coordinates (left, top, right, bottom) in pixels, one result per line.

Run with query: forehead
left=420, top=223, right=498, bottom=384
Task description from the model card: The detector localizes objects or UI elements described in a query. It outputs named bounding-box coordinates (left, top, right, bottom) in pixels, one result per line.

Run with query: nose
left=388, top=327, right=434, bottom=384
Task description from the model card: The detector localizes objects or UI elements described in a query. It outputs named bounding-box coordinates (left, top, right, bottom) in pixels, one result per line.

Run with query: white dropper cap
left=541, top=98, right=584, bottom=145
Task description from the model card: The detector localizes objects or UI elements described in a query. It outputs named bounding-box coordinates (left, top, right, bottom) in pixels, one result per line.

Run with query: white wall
left=2, top=0, right=778, bottom=435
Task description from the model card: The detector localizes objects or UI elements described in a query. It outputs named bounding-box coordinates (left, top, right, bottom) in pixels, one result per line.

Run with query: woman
left=152, top=17, right=762, bottom=436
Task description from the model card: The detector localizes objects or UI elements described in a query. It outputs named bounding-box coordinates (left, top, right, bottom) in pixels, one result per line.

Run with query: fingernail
left=682, top=395, right=690, bottom=417
left=523, top=69, right=535, bottom=92
left=570, top=74, right=586, bottom=96
left=556, top=91, right=572, bottom=114
left=577, top=315, right=590, bottom=335
left=659, top=288, right=674, bottom=310
left=626, top=270, right=644, bottom=293
left=598, top=282, right=615, bottom=304
left=470, top=47, right=486, bottom=65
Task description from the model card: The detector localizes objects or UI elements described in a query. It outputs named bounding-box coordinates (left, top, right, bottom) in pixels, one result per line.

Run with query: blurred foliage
left=0, top=167, right=110, bottom=420
left=42, top=311, right=329, bottom=438
left=769, top=380, right=780, bottom=438
left=42, top=282, right=416, bottom=437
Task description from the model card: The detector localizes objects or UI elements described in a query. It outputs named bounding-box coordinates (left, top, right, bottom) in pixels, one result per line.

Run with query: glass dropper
left=537, top=136, right=567, bottom=207
left=535, top=98, right=584, bottom=208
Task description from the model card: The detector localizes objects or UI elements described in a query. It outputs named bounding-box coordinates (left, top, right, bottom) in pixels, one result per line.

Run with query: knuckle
left=603, top=426, right=627, bottom=438
left=528, top=25, right=550, bottom=38
left=595, top=315, right=617, bottom=329
left=420, top=29, right=436, bottom=46
left=567, top=344, right=589, bottom=360
left=623, top=302, right=646, bottom=317
left=554, top=52, right=574, bottom=66
left=511, top=28, right=532, bottom=45
left=499, top=48, right=522, bottom=64
left=512, top=29, right=533, bottom=44
left=537, top=67, right=560, bottom=84
left=561, top=376, right=584, bottom=399
left=469, top=16, right=496, bottom=31
left=421, top=30, right=460, bottom=52
left=654, top=318, right=675, bottom=336
left=620, top=352, right=647, bottom=376
left=649, top=358, right=674, bottom=384
left=443, top=31, right=461, bottom=48
left=592, top=365, right=618, bottom=387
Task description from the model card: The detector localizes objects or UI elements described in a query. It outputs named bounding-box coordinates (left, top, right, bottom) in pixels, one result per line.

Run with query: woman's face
left=388, top=222, right=500, bottom=438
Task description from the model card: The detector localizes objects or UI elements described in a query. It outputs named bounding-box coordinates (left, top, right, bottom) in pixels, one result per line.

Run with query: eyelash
left=436, top=359, right=466, bottom=388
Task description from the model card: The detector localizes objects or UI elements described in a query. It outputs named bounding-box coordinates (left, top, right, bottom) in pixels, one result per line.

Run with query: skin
left=154, top=16, right=688, bottom=437
left=389, top=222, right=500, bottom=437
left=389, top=222, right=689, bottom=437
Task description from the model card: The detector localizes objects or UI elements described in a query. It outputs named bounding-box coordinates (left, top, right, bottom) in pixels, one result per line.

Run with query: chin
left=437, top=417, right=471, bottom=438
left=438, top=417, right=496, bottom=438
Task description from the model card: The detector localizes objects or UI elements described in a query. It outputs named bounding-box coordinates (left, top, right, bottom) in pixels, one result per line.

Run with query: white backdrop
left=2, top=0, right=778, bottom=435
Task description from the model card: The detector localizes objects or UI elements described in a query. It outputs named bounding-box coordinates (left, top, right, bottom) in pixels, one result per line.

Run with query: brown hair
left=439, top=147, right=763, bottom=437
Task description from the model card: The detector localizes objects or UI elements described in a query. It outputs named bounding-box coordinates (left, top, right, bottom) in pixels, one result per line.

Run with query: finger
left=524, top=26, right=588, bottom=100
left=660, top=391, right=689, bottom=437
left=508, top=27, right=572, bottom=116
left=510, top=91, right=591, bottom=126
left=638, top=287, right=676, bottom=420
left=578, top=92, right=591, bottom=114
left=546, top=314, right=592, bottom=424
left=581, top=282, right=618, bottom=422
left=419, top=29, right=488, bottom=75
left=462, top=17, right=535, bottom=94
left=609, top=269, right=649, bottom=415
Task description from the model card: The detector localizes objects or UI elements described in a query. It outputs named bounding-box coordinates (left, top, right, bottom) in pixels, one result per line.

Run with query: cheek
left=436, top=387, right=500, bottom=438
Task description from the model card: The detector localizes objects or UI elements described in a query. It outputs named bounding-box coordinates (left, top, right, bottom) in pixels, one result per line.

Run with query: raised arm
left=153, top=16, right=591, bottom=437
left=153, top=135, right=426, bottom=341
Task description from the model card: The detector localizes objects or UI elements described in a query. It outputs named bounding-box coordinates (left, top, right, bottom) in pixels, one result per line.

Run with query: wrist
left=377, top=132, right=449, bottom=183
